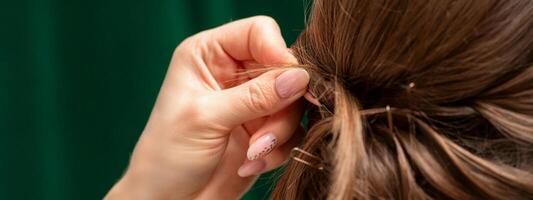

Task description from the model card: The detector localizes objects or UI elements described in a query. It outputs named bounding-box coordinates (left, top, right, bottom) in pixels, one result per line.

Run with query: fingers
left=262, top=125, right=305, bottom=171
left=237, top=102, right=304, bottom=177
left=237, top=126, right=305, bottom=177
left=208, top=16, right=297, bottom=64
left=246, top=101, right=303, bottom=161
left=205, top=68, right=309, bottom=128
left=237, top=159, right=267, bottom=178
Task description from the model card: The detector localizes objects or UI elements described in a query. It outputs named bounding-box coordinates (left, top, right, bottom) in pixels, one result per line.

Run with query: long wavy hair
left=272, top=0, right=533, bottom=199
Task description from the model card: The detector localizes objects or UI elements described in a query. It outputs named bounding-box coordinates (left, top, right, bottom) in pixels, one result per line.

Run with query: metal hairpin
left=359, top=105, right=396, bottom=133
left=292, top=106, right=396, bottom=170
left=293, top=82, right=415, bottom=170
left=290, top=147, right=325, bottom=170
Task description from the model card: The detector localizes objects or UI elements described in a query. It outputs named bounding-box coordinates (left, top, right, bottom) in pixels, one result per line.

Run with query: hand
left=106, top=16, right=309, bottom=199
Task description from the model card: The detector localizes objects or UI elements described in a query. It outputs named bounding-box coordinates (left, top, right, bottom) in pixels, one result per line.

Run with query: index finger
left=207, top=16, right=298, bottom=64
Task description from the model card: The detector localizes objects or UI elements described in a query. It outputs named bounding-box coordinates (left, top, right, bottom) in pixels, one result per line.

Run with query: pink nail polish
left=247, top=133, right=278, bottom=160
left=275, top=69, right=310, bottom=98
left=237, top=159, right=267, bottom=177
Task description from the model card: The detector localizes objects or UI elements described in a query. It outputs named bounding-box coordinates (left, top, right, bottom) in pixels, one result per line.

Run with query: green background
left=0, top=0, right=305, bottom=199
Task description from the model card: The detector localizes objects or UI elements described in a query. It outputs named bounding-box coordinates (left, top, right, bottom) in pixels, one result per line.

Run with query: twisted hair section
left=272, top=0, right=533, bottom=199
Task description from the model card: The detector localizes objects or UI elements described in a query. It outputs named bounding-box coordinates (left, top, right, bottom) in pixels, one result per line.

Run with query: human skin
left=105, top=16, right=310, bottom=199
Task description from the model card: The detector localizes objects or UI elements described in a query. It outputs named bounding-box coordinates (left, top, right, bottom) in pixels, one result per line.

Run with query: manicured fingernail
left=247, top=132, right=278, bottom=160
left=275, top=69, right=310, bottom=98
left=238, top=159, right=266, bottom=177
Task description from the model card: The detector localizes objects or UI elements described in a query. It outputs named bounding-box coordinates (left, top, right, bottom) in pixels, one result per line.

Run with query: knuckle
left=253, top=15, right=277, bottom=24
left=173, top=37, right=195, bottom=57
left=184, top=96, right=212, bottom=126
left=244, top=81, right=278, bottom=112
left=252, top=15, right=278, bottom=28
left=173, top=31, right=210, bottom=56
left=176, top=34, right=197, bottom=49
left=191, top=96, right=215, bottom=122
left=179, top=96, right=231, bottom=133
left=181, top=98, right=203, bottom=125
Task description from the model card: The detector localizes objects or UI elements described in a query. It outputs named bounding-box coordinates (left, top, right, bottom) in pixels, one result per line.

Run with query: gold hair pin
left=360, top=105, right=396, bottom=132
left=293, top=105, right=398, bottom=170
left=290, top=147, right=325, bottom=170
left=296, top=82, right=414, bottom=170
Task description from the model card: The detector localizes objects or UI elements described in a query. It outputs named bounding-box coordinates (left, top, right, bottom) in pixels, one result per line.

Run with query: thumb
left=208, top=68, right=309, bottom=128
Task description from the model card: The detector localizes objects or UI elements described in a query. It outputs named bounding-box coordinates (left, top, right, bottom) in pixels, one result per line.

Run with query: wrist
left=106, top=131, right=213, bottom=199
left=105, top=173, right=158, bottom=200
left=106, top=168, right=199, bottom=200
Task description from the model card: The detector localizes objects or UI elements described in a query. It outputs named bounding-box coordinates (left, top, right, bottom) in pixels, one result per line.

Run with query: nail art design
left=247, top=133, right=278, bottom=160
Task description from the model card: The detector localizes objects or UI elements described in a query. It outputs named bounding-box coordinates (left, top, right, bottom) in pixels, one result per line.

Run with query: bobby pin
left=292, top=105, right=396, bottom=171
left=291, top=147, right=325, bottom=170
left=359, top=105, right=396, bottom=133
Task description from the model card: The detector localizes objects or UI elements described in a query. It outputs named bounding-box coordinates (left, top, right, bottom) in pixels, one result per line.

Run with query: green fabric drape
left=0, top=0, right=304, bottom=199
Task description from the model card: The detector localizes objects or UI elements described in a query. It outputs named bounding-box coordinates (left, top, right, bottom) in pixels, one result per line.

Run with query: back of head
left=273, top=0, right=533, bottom=199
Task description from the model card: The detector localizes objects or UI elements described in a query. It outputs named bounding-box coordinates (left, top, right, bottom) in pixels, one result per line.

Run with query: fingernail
left=238, top=159, right=267, bottom=177
left=247, top=132, right=278, bottom=160
left=275, top=68, right=310, bottom=98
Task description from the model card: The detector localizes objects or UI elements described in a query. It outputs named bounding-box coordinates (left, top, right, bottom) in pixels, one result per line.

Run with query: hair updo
left=272, top=0, right=533, bottom=199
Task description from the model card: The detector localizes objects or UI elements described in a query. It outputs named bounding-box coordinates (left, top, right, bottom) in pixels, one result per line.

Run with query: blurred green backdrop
left=0, top=0, right=305, bottom=199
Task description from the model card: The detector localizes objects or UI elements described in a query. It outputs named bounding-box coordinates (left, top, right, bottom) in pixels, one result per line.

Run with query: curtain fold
left=0, top=0, right=304, bottom=199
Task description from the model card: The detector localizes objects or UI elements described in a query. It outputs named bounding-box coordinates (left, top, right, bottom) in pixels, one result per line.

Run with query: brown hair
left=272, top=0, right=533, bottom=199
